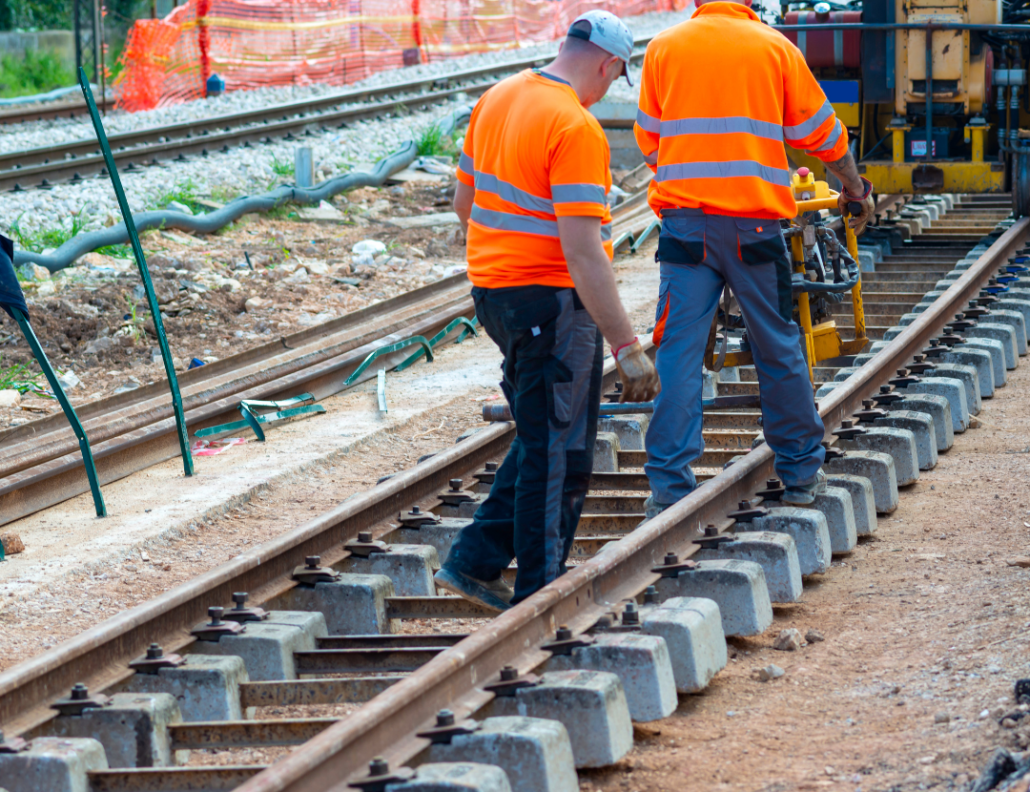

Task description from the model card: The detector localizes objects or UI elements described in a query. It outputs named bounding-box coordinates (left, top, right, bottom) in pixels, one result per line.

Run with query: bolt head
left=485, top=462, right=498, bottom=472
left=880, top=385, right=890, bottom=394
left=556, top=625, right=572, bottom=641
left=644, top=585, right=658, bottom=604
left=739, top=499, right=750, bottom=509
left=358, top=531, right=373, bottom=543
left=862, top=399, right=874, bottom=409
left=500, top=666, right=518, bottom=681
left=436, top=709, right=455, bottom=727
left=663, top=552, right=679, bottom=565
left=70, top=683, right=88, bottom=700
left=232, top=592, right=247, bottom=605
left=410, top=505, right=421, bottom=515
left=766, top=478, right=781, bottom=488
left=146, top=643, right=163, bottom=659
left=369, top=757, right=389, bottom=776
left=842, top=419, right=854, bottom=428
left=914, top=354, right=925, bottom=362
left=704, top=525, right=717, bottom=536
left=449, top=478, right=463, bottom=491
left=208, top=606, right=224, bottom=623
left=305, top=556, right=321, bottom=569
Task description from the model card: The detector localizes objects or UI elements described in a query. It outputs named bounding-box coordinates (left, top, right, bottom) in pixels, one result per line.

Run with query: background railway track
left=0, top=195, right=1026, bottom=792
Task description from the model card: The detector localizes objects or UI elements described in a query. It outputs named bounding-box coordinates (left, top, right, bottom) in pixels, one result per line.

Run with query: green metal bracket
left=630, top=218, right=662, bottom=253
left=612, top=231, right=635, bottom=252
left=11, top=307, right=106, bottom=518
left=344, top=336, right=433, bottom=387
left=79, top=70, right=194, bottom=478
left=194, top=393, right=325, bottom=440
left=395, top=316, right=478, bottom=373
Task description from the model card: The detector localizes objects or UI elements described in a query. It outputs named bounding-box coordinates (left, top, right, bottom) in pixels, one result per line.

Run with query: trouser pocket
left=545, top=357, right=574, bottom=429
left=734, top=217, right=786, bottom=265
left=657, top=211, right=706, bottom=265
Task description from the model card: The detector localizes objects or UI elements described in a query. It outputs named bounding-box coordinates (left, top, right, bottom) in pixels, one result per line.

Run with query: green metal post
left=12, top=308, right=106, bottom=517
left=78, top=69, right=194, bottom=476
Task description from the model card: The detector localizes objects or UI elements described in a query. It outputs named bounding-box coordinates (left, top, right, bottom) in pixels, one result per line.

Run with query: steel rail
left=0, top=35, right=654, bottom=192
left=232, top=218, right=1030, bottom=792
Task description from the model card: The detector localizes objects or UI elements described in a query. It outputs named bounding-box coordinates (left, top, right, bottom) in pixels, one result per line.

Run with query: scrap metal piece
left=51, top=683, right=109, bottom=716
left=129, top=643, right=185, bottom=675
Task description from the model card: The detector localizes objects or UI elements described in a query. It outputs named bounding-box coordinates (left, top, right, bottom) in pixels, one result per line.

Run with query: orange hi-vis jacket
left=634, top=2, right=850, bottom=220
left=458, top=69, right=614, bottom=290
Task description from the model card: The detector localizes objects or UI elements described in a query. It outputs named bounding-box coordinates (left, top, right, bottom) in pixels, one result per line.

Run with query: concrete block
left=390, top=519, right=468, bottom=561
left=427, top=716, right=578, bottom=792
left=653, top=559, right=772, bottom=637
left=597, top=414, right=649, bottom=451
left=874, top=410, right=937, bottom=470
left=856, top=249, right=876, bottom=272
left=387, top=763, right=513, bottom=792
left=960, top=338, right=1007, bottom=388
left=0, top=737, right=107, bottom=792
left=891, top=394, right=953, bottom=451
left=833, top=367, right=859, bottom=382
left=750, top=507, right=831, bottom=575
left=51, top=692, right=181, bottom=768
left=939, top=347, right=994, bottom=399
left=543, top=633, right=677, bottom=722
left=899, top=378, right=969, bottom=433
left=837, top=427, right=918, bottom=486
left=881, top=326, right=904, bottom=342
left=718, top=365, right=741, bottom=382
left=694, top=531, right=802, bottom=602
left=994, top=297, right=1030, bottom=335
left=488, top=670, right=632, bottom=768
left=815, top=382, right=838, bottom=398
left=639, top=597, right=726, bottom=693
left=986, top=310, right=1027, bottom=355
left=825, top=474, right=877, bottom=536
left=965, top=323, right=1017, bottom=369
left=592, top=432, right=620, bottom=473
left=808, top=486, right=858, bottom=552
left=926, top=363, right=980, bottom=415
left=276, top=574, right=393, bottom=636
left=824, top=450, right=899, bottom=514
left=121, top=654, right=250, bottom=722
left=190, top=610, right=327, bottom=681
left=342, top=545, right=438, bottom=597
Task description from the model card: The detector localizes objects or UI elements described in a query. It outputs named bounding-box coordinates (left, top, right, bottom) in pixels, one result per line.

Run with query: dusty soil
left=582, top=361, right=1030, bottom=791
left=0, top=177, right=465, bottom=426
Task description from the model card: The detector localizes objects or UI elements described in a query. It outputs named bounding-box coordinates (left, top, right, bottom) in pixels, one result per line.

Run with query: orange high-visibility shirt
left=634, top=2, right=850, bottom=220
left=457, top=70, right=614, bottom=289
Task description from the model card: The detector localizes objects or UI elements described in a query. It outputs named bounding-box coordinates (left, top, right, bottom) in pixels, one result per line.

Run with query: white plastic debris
left=57, top=370, right=82, bottom=390
left=352, top=239, right=387, bottom=256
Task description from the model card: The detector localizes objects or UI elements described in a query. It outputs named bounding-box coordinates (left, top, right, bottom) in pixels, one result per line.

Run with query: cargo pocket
left=735, top=218, right=786, bottom=266
left=657, top=213, right=706, bottom=265
left=545, top=358, right=574, bottom=429
left=501, top=290, right=561, bottom=358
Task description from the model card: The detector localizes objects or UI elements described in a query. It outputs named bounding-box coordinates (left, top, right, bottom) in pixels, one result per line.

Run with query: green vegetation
left=0, top=354, right=41, bottom=394
left=10, top=211, right=85, bottom=253
left=416, top=125, right=460, bottom=161
left=0, top=49, right=73, bottom=98
left=121, top=294, right=146, bottom=343
left=271, top=154, right=294, bottom=178
left=154, top=178, right=205, bottom=214
left=97, top=243, right=133, bottom=258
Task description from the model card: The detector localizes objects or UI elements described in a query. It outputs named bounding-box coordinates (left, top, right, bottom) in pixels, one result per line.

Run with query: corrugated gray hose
left=16, top=106, right=472, bottom=272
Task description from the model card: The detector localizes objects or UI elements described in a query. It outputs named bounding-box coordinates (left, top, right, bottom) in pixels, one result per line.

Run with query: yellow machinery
left=705, top=168, right=866, bottom=382
left=777, top=0, right=1030, bottom=209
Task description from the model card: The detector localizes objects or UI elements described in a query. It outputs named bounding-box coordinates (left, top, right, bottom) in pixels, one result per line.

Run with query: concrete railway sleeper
left=0, top=196, right=1026, bottom=792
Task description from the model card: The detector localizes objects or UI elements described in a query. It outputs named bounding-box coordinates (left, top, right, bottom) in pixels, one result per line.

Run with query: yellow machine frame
left=705, top=174, right=867, bottom=382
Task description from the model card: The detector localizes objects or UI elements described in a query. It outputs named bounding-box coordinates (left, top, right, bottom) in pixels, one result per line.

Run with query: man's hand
left=615, top=340, right=661, bottom=402
left=837, top=188, right=875, bottom=235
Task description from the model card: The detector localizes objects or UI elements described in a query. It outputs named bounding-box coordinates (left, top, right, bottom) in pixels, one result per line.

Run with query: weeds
left=416, top=125, right=460, bottom=161
left=96, top=243, right=133, bottom=258
left=154, top=179, right=203, bottom=214
left=0, top=50, right=74, bottom=99
left=121, top=294, right=146, bottom=343
left=10, top=211, right=86, bottom=254
left=271, top=154, right=294, bottom=178
left=0, top=354, right=41, bottom=394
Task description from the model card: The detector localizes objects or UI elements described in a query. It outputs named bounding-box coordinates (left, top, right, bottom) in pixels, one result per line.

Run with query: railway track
left=0, top=194, right=1025, bottom=792
left=0, top=36, right=653, bottom=195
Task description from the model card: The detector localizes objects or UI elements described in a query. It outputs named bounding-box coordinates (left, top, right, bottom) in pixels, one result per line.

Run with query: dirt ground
left=582, top=361, right=1030, bottom=791
left=0, top=177, right=465, bottom=426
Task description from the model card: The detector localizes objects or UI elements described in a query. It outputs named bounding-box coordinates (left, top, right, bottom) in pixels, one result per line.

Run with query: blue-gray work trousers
left=645, top=208, right=826, bottom=505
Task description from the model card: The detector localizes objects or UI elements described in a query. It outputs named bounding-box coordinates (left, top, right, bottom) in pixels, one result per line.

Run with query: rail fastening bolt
left=305, top=556, right=321, bottom=569
left=842, top=419, right=854, bottom=428
left=369, top=757, right=389, bottom=776
left=70, top=683, right=89, bottom=700
left=623, top=602, right=639, bottom=625
left=410, top=505, right=421, bottom=515
left=208, top=607, right=224, bottom=625
left=486, top=462, right=498, bottom=472
left=449, top=479, right=463, bottom=491
left=644, top=585, right=659, bottom=604
left=556, top=625, right=573, bottom=641
left=500, top=666, right=518, bottom=681
left=232, top=592, right=248, bottom=608
left=146, top=643, right=163, bottom=659
left=663, top=552, right=679, bottom=566
left=436, top=709, right=455, bottom=727
left=358, top=531, right=373, bottom=543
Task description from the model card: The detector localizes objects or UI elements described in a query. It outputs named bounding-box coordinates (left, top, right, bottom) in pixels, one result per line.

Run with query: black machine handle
left=846, top=201, right=864, bottom=217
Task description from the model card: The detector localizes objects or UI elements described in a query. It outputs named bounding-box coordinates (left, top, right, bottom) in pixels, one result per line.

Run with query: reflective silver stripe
left=474, top=171, right=554, bottom=214
left=644, top=150, right=658, bottom=166
left=552, top=183, right=607, bottom=205
left=458, top=151, right=474, bottom=175
left=470, top=205, right=559, bottom=237
left=655, top=160, right=792, bottom=187
left=601, top=223, right=613, bottom=241
left=811, top=119, right=843, bottom=153
left=783, top=100, right=834, bottom=143
left=636, top=107, right=661, bottom=134
left=659, top=116, right=783, bottom=142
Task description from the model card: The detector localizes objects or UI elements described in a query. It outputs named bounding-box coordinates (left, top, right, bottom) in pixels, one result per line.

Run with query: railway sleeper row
left=0, top=198, right=1026, bottom=792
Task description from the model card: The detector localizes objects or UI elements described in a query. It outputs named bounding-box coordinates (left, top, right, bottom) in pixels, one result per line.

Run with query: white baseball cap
left=567, top=10, right=634, bottom=86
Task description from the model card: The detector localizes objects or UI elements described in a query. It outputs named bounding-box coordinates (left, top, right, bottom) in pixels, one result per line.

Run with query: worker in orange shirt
left=434, top=11, right=660, bottom=612
left=634, top=0, right=874, bottom=513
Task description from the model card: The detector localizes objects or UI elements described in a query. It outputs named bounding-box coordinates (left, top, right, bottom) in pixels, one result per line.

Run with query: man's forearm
left=565, top=250, right=636, bottom=350
left=823, top=150, right=864, bottom=195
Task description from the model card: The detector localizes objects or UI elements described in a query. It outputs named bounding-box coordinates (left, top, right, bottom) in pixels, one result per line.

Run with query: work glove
left=839, top=176, right=875, bottom=236
left=614, top=339, right=661, bottom=403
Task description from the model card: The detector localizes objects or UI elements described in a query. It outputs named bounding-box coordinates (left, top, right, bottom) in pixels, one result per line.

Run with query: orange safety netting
left=114, top=0, right=684, bottom=112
